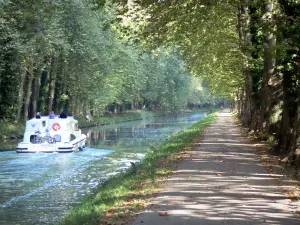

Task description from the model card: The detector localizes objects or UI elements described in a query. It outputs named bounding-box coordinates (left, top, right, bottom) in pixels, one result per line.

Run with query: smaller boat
left=16, top=115, right=86, bottom=153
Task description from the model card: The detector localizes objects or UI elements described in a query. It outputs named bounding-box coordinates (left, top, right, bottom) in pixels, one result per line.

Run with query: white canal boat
left=16, top=115, right=87, bottom=153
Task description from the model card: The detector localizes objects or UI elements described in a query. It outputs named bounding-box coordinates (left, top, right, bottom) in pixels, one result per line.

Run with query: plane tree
left=103, top=0, right=300, bottom=161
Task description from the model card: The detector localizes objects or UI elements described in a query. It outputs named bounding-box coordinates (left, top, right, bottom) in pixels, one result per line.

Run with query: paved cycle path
left=130, top=113, right=300, bottom=225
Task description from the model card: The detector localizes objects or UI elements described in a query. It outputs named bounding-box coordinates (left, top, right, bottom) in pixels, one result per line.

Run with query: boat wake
left=1, top=148, right=113, bottom=208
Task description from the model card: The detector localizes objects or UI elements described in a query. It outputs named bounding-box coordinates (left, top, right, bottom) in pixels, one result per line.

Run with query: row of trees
left=0, top=0, right=215, bottom=122
left=237, top=0, right=300, bottom=162
left=4, top=0, right=298, bottom=163
left=106, top=0, right=299, bottom=162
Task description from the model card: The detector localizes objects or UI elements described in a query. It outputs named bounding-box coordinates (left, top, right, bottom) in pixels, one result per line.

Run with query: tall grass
left=58, top=113, right=217, bottom=225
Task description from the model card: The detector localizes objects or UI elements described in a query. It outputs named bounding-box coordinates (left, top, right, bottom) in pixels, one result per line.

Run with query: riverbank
left=0, top=111, right=147, bottom=142
left=78, top=108, right=213, bottom=128
left=58, top=113, right=217, bottom=225
left=0, top=111, right=151, bottom=151
left=0, top=109, right=212, bottom=151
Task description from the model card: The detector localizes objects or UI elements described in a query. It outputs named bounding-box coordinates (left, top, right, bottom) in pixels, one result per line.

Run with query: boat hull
left=16, top=135, right=86, bottom=153
left=16, top=149, right=74, bottom=153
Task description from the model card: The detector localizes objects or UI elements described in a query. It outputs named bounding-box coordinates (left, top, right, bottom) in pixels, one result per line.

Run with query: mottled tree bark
left=15, top=65, right=27, bottom=122
left=238, top=0, right=255, bottom=127
left=277, top=70, right=299, bottom=156
left=47, top=55, right=58, bottom=113
left=30, top=69, right=42, bottom=119
left=23, top=69, right=33, bottom=120
left=256, top=0, right=276, bottom=133
left=276, top=0, right=300, bottom=159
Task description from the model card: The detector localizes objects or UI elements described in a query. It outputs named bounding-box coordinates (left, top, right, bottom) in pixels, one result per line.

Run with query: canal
left=0, top=112, right=207, bottom=225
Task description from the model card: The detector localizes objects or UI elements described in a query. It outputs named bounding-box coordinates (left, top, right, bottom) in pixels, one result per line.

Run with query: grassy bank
left=0, top=109, right=213, bottom=151
left=78, top=109, right=213, bottom=128
left=0, top=111, right=148, bottom=140
left=58, top=113, right=217, bottom=225
left=0, top=111, right=153, bottom=151
left=0, top=122, right=25, bottom=140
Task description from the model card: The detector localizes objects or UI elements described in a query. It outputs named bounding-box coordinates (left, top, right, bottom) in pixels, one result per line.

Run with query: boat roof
left=29, top=116, right=78, bottom=122
left=25, top=116, right=79, bottom=132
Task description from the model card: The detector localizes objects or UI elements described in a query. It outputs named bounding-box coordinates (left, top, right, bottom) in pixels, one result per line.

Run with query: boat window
left=30, top=135, right=37, bottom=144
left=53, top=135, right=61, bottom=142
left=75, top=123, right=79, bottom=131
left=70, top=134, right=76, bottom=141
left=42, top=121, right=46, bottom=127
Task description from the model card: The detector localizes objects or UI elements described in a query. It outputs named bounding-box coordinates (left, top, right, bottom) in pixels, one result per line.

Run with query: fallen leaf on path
left=158, top=212, right=168, bottom=216
left=99, top=220, right=112, bottom=225
left=113, top=220, right=127, bottom=225
left=168, top=201, right=177, bottom=205
left=286, top=188, right=300, bottom=201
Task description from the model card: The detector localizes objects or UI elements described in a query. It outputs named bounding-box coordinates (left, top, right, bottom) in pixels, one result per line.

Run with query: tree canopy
left=105, top=0, right=300, bottom=161
left=112, top=0, right=245, bottom=99
left=0, top=0, right=215, bottom=122
left=1, top=0, right=300, bottom=162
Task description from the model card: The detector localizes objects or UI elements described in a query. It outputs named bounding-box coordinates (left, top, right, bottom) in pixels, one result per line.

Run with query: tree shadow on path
left=130, top=113, right=300, bottom=225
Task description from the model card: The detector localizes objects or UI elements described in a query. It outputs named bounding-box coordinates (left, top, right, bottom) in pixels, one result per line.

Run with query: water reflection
left=0, top=112, right=206, bottom=225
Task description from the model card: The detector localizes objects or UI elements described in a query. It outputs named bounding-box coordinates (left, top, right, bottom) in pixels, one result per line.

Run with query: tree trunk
left=275, top=0, right=300, bottom=163
left=256, top=0, right=276, bottom=134
left=47, top=55, right=58, bottom=113
left=235, top=91, right=241, bottom=116
left=243, top=72, right=254, bottom=127
left=15, top=65, right=27, bottom=122
left=238, top=0, right=255, bottom=127
left=277, top=70, right=299, bottom=155
left=30, top=69, right=42, bottom=119
left=37, top=68, right=49, bottom=114
left=69, top=94, right=76, bottom=116
left=23, top=70, right=33, bottom=120
left=85, top=101, right=90, bottom=117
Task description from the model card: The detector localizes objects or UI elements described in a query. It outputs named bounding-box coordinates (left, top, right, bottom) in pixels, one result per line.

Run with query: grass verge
left=58, top=113, right=217, bottom=225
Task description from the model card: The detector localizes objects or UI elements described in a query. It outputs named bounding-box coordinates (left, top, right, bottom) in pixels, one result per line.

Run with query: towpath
left=130, top=113, right=300, bottom=225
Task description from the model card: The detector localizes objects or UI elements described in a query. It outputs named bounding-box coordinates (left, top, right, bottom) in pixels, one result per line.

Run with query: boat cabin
left=24, top=116, right=81, bottom=144
left=17, top=115, right=86, bottom=153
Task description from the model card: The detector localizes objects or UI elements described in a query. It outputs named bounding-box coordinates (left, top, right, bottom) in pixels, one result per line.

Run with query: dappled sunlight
left=201, top=142, right=259, bottom=147
left=131, top=113, right=300, bottom=225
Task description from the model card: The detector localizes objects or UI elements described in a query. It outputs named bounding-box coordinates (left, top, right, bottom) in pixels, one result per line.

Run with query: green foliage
left=0, top=0, right=216, bottom=122
left=102, top=0, right=300, bottom=157
left=112, top=0, right=245, bottom=100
